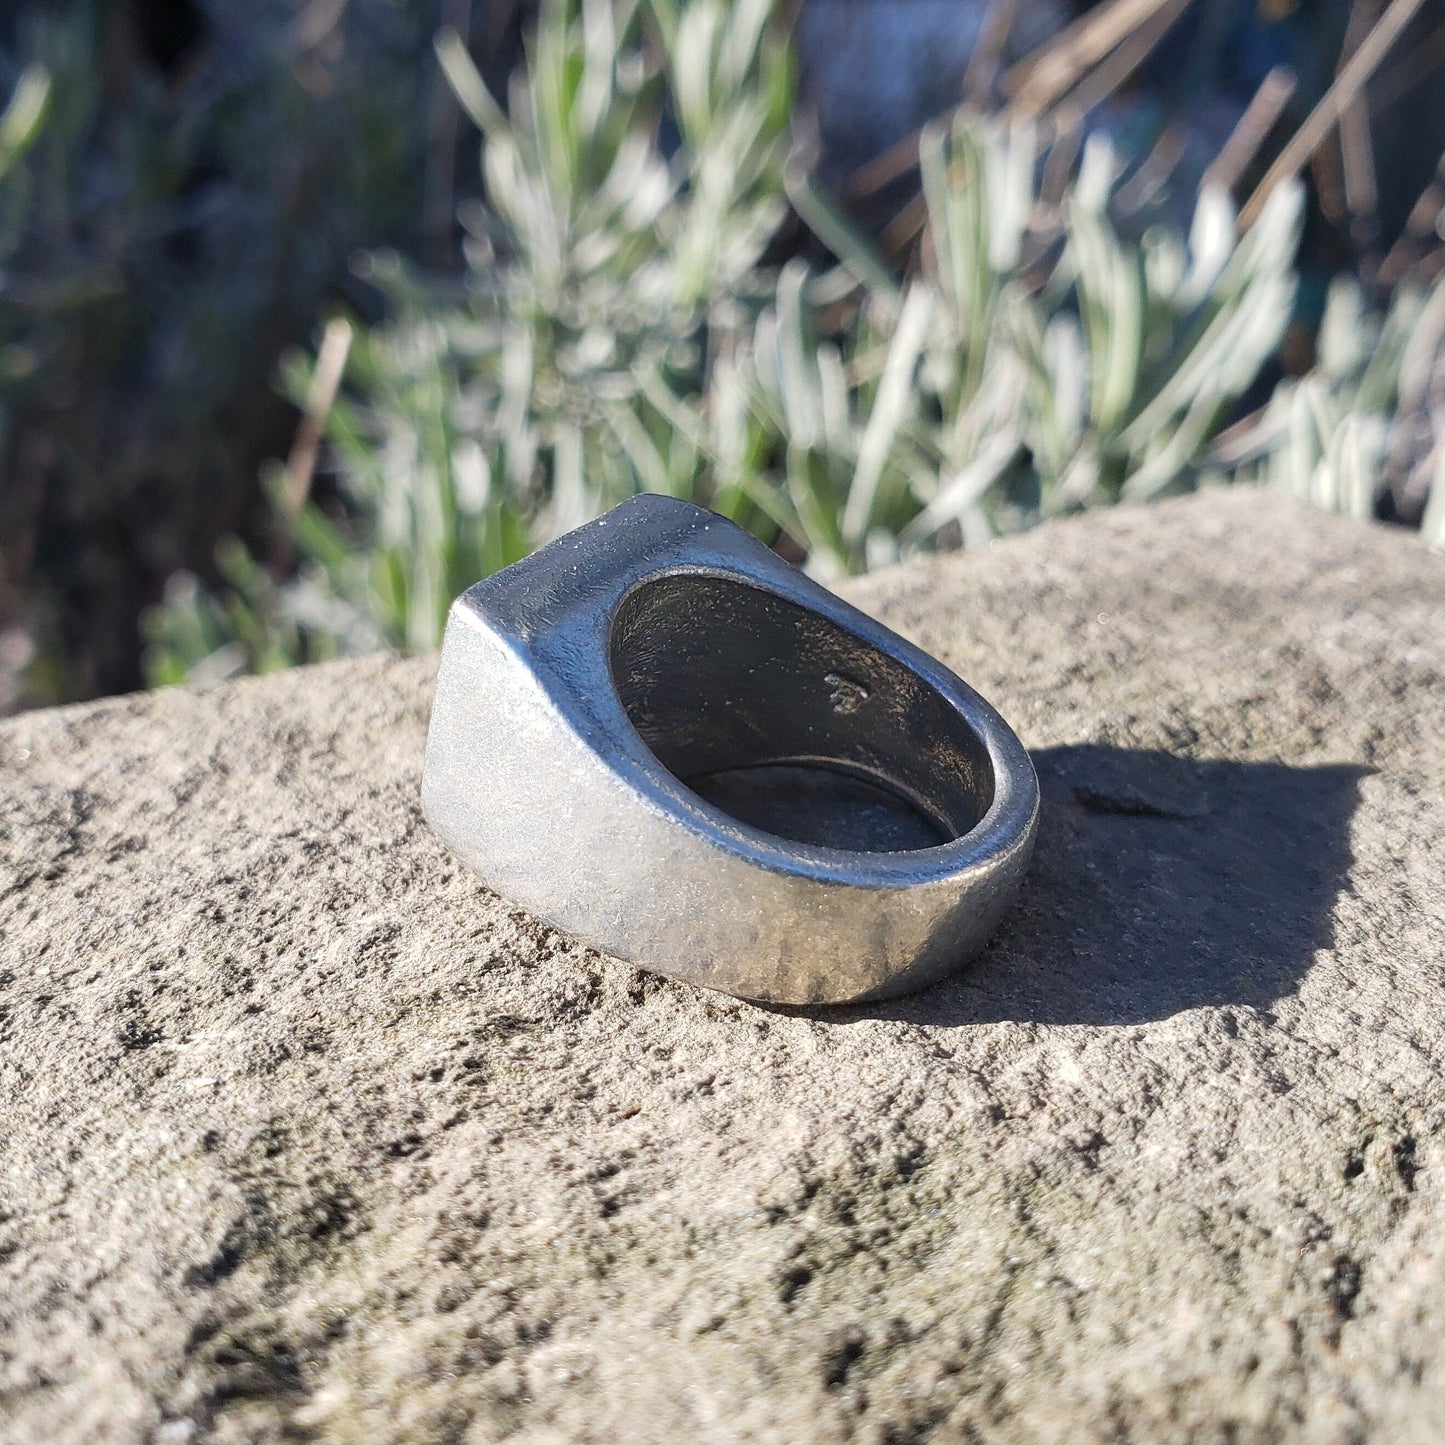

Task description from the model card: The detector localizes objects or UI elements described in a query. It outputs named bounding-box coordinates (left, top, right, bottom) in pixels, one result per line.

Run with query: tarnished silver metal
left=422, top=494, right=1038, bottom=1004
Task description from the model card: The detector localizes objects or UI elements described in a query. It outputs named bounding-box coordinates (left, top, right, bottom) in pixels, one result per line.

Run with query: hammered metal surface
left=421, top=495, right=1038, bottom=1003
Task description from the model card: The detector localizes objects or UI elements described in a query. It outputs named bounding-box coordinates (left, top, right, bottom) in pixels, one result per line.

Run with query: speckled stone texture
left=1, top=491, right=1442, bottom=1445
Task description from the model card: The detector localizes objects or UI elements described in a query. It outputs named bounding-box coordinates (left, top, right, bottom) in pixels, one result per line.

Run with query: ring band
left=422, top=495, right=1039, bottom=1004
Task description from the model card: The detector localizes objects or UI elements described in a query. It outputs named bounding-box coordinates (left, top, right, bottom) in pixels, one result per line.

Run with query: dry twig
left=1200, top=66, right=1297, bottom=195
left=1002, top=0, right=1183, bottom=114
left=277, top=316, right=354, bottom=525
left=1241, top=0, right=1428, bottom=229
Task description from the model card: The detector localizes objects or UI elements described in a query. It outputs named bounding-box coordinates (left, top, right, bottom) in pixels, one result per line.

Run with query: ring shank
left=426, top=492, right=1037, bottom=1001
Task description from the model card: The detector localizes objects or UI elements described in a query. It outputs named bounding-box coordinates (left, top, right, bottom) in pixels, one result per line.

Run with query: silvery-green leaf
left=986, top=119, right=1036, bottom=273
left=816, top=342, right=852, bottom=457
left=1317, top=277, right=1372, bottom=382
left=602, top=397, right=671, bottom=495
left=1075, top=134, right=1119, bottom=214
left=1183, top=185, right=1235, bottom=305
left=1396, top=274, right=1445, bottom=414
left=452, top=439, right=492, bottom=516
left=899, top=429, right=1021, bottom=544
left=435, top=30, right=510, bottom=139
left=774, top=260, right=823, bottom=450
left=1419, top=445, right=1445, bottom=550
left=721, top=0, right=773, bottom=89
left=1143, top=228, right=1186, bottom=308
left=1297, top=410, right=1382, bottom=518
left=844, top=283, right=933, bottom=543
left=1355, top=284, right=1425, bottom=413
left=785, top=163, right=900, bottom=302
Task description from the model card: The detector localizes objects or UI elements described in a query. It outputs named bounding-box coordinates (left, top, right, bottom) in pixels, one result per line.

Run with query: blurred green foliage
left=148, top=0, right=801, bottom=678
left=1224, top=275, right=1445, bottom=544
left=5, top=0, right=1442, bottom=703
left=0, top=62, right=50, bottom=443
left=154, top=0, right=1436, bottom=690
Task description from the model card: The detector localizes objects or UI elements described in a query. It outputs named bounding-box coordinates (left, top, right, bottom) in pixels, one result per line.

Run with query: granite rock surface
left=1, top=492, right=1442, bottom=1443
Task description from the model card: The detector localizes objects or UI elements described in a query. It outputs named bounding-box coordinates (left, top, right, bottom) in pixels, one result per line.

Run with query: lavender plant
left=144, top=0, right=1439, bottom=687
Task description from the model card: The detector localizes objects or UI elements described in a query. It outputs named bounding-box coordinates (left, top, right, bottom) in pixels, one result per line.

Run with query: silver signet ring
left=422, top=495, right=1039, bottom=1004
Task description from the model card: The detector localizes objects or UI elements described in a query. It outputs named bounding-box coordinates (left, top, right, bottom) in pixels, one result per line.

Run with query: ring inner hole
left=608, top=573, right=994, bottom=853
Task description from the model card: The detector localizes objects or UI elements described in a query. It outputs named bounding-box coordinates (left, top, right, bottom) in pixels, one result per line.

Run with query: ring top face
left=422, top=494, right=1039, bottom=1004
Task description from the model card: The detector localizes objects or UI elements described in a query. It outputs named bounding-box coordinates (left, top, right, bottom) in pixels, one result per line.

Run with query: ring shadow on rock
left=857, top=745, right=1370, bottom=1028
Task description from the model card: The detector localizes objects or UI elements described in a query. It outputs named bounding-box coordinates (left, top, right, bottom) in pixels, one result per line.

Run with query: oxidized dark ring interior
left=609, top=573, right=994, bottom=853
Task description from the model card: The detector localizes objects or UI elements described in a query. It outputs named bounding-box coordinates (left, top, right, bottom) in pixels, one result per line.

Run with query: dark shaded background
left=0, top=0, right=524, bottom=707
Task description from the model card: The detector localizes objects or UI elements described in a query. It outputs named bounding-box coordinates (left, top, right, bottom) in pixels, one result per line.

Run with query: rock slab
left=1, top=491, right=1443, bottom=1444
